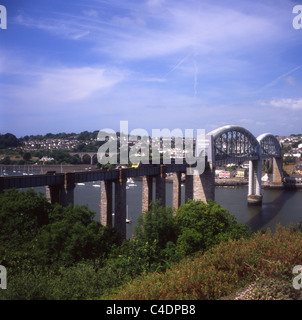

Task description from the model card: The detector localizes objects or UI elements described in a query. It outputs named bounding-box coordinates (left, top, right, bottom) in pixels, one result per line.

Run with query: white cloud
left=3, top=66, right=125, bottom=105
left=261, top=98, right=302, bottom=110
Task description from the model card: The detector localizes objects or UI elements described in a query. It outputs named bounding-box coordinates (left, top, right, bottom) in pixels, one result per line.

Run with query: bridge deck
left=0, top=164, right=189, bottom=190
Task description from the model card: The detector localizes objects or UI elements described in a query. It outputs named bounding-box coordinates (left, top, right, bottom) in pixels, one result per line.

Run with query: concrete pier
left=100, top=180, right=113, bottom=226
left=142, top=175, right=153, bottom=212
left=247, top=160, right=263, bottom=205
left=155, top=165, right=167, bottom=206
left=172, top=172, right=182, bottom=210
left=185, top=162, right=215, bottom=204
left=114, top=175, right=127, bottom=239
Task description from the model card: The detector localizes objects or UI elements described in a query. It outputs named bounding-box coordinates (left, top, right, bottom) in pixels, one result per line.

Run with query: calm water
left=2, top=167, right=302, bottom=238
left=75, top=180, right=302, bottom=238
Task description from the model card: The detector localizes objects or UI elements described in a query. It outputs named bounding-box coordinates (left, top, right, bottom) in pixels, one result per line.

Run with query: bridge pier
left=155, top=165, right=166, bottom=206
left=114, top=171, right=127, bottom=239
left=100, top=180, right=113, bottom=227
left=185, top=161, right=215, bottom=204
left=142, top=175, right=153, bottom=212
left=247, top=160, right=262, bottom=205
left=172, top=172, right=182, bottom=210
left=271, top=157, right=283, bottom=186
left=45, top=172, right=75, bottom=207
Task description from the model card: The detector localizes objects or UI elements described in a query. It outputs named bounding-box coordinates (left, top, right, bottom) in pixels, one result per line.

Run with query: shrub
left=174, top=200, right=250, bottom=255
left=110, top=226, right=302, bottom=300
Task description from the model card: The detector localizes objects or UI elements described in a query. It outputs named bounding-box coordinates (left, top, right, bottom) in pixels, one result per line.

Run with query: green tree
left=135, top=201, right=177, bottom=250
left=23, top=152, right=32, bottom=162
left=0, top=156, right=11, bottom=164
left=174, top=199, right=250, bottom=255
left=0, top=189, right=51, bottom=243
left=0, top=133, right=20, bottom=149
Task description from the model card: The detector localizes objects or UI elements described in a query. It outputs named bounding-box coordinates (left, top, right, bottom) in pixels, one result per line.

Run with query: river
left=1, top=166, right=302, bottom=238
left=74, top=180, right=302, bottom=238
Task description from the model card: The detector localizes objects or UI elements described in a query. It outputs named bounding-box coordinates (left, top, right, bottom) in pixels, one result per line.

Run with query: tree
left=135, top=200, right=177, bottom=250
left=0, top=189, right=121, bottom=269
left=36, top=204, right=121, bottom=266
left=23, top=152, right=32, bottom=162
left=174, top=199, right=250, bottom=255
left=0, top=189, right=51, bottom=243
left=0, top=156, right=11, bottom=164
left=0, top=133, right=20, bottom=149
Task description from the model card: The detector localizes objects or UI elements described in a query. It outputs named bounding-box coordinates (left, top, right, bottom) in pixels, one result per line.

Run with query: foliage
left=0, top=133, right=20, bottom=149
left=110, top=225, right=302, bottom=300
left=35, top=204, right=121, bottom=267
left=0, top=189, right=51, bottom=242
left=135, top=201, right=177, bottom=250
left=0, top=190, right=301, bottom=301
left=0, top=189, right=121, bottom=272
left=23, top=152, right=32, bottom=162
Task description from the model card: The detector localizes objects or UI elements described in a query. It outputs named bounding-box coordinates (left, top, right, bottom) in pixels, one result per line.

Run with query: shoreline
left=1, top=164, right=301, bottom=190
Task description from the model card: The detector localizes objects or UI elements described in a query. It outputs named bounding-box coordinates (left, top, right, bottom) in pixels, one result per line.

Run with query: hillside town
left=0, top=132, right=302, bottom=185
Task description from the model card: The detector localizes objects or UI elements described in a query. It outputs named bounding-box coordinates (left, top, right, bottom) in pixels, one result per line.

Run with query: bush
left=174, top=200, right=250, bottom=255
left=109, top=226, right=302, bottom=300
left=134, top=201, right=177, bottom=250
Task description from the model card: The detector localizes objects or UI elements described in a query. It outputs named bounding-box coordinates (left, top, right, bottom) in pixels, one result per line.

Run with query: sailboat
left=127, top=177, right=137, bottom=187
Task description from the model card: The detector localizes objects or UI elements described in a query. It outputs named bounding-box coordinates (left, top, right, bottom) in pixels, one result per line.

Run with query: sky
left=0, top=0, right=302, bottom=138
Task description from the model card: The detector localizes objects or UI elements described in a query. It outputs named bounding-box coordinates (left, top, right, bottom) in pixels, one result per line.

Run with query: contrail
left=261, top=65, right=302, bottom=90
left=164, top=52, right=192, bottom=77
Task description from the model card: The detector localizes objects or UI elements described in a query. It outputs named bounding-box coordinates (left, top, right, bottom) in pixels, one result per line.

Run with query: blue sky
left=0, top=0, right=302, bottom=138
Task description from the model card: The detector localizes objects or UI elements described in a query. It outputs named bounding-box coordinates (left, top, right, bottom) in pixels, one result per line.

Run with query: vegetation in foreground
left=110, top=226, right=302, bottom=300
left=0, top=189, right=301, bottom=300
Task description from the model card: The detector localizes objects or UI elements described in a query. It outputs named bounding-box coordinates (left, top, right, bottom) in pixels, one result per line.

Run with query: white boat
left=93, top=184, right=101, bottom=187
left=127, top=177, right=137, bottom=187
left=111, top=207, right=131, bottom=224
left=126, top=205, right=131, bottom=224
left=77, top=183, right=85, bottom=186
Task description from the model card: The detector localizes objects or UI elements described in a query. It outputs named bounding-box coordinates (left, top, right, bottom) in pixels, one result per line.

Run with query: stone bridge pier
left=185, top=162, right=215, bottom=204
left=45, top=172, right=76, bottom=207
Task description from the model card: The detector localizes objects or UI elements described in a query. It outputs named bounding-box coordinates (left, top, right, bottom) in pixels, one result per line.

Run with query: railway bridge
left=0, top=125, right=283, bottom=238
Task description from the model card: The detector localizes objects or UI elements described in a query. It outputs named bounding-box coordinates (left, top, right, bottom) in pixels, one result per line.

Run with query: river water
left=2, top=167, right=302, bottom=238
left=73, top=180, right=302, bottom=238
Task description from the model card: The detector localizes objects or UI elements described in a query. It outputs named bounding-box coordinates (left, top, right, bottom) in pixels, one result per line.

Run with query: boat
left=77, top=182, right=85, bottom=186
left=126, top=205, right=131, bottom=224
left=110, top=208, right=131, bottom=224
left=127, top=177, right=137, bottom=187
left=93, top=184, right=101, bottom=187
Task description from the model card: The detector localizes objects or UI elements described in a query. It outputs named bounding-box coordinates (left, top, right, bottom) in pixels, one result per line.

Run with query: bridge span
left=0, top=125, right=283, bottom=238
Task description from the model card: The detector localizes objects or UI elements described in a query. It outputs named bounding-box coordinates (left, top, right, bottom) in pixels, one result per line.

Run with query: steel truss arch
left=208, top=125, right=260, bottom=165
left=257, top=133, right=282, bottom=159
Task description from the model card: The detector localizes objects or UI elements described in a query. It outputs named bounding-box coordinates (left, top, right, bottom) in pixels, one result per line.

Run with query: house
left=218, top=171, right=231, bottom=179
left=295, top=164, right=302, bottom=175
left=236, top=168, right=247, bottom=179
